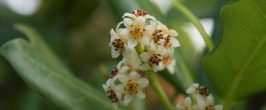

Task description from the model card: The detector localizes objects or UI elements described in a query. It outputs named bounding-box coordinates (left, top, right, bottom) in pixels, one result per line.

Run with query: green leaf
left=203, top=0, right=266, bottom=108
left=1, top=39, right=113, bottom=109
left=14, top=24, right=72, bottom=76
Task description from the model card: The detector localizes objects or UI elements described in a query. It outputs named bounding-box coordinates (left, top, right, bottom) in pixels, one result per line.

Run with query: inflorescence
left=103, top=9, right=180, bottom=107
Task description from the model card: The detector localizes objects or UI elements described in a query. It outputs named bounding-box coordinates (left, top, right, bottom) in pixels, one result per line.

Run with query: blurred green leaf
left=106, top=0, right=139, bottom=18
left=0, top=26, right=114, bottom=109
left=203, top=0, right=266, bottom=108
left=14, top=24, right=73, bottom=76
left=36, top=0, right=100, bottom=28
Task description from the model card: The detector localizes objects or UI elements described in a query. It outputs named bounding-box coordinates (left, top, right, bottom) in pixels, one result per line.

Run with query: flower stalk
left=146, top=70, right=174, bottom=110
left=171, top=0, right=214, bottom=51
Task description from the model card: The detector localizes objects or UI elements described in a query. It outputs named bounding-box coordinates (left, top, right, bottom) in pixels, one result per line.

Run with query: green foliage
left=0, top=25, right=113, bottom=110
left=203, top=0, right=266, bottom=108
left=36, top=0, right=100, bottom=28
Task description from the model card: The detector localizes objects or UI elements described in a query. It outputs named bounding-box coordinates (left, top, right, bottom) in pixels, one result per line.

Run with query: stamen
left=164, top=35, right=172, bottom=48
left=149, top=54, right=162, bottom=66
left=124, top=79, right=139, bottom=95
left=132, top=9, right=147, bottom=17
left=152, top=29, right=164, bottom=45
left=129, top=24, right=145, bottom=39
left=106, top=89, right=119, bottom=103
left=112, top=39, right=124, bottom=52
left=196, top=85, right=209, bottom=96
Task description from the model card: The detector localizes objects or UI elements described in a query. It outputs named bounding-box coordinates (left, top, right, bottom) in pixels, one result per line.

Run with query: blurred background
left=0, top=0, right=265, bottom=110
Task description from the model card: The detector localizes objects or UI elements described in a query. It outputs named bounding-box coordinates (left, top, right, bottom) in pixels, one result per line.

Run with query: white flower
left=186, top=83, right=210, bottom=97
left=102, top=79, right=121, bottom=105
left=123, top=9, right=156, bottom=22
left=183, top=84, right=223, bottom=110
left=121, top=17, right=152, bottom=48
left=197, top=94, right=223, bottom=110
left=140, top=51, right=164, bottom=72
left=176, top=97, right=193, bottom=110
left=186, top=83, right=200, bottom=94
left=109, top=61, right=130, bottom=80
left=116, top=72, right=149, bottom=105
left=161, top=50, right=176, bottom=74
left=109, top=29, right=127, bottom=58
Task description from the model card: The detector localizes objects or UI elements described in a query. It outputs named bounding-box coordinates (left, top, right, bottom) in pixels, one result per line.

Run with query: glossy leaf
left=203, top=0, right=266, bottom=107
left=1, top=38, right=113, bottom=109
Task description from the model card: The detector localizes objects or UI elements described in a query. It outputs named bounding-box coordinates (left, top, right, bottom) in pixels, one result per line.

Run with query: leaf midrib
left=224, top=36, right=266, bottom=106
left=223, top=0, right=266, bottom=107
left=4, top=39, right=112, bottom=109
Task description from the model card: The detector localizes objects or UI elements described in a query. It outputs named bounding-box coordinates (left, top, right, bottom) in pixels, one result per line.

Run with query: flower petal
left=184, top=97, right=192, bottom=107
left=135, top=17, right=145, bottom=24
left=127, top=38, right=138, bottom=49
left=145, top=25, right=155, bottom=35
left=186, top=87, right=195, bottom=94
left=114, top=84, right=124, bottom=94
left=123, top=18, right=133, bottom=27
left=138, top=78, right=149, bottom=89
left=140, top=52, right=150, bottom=62
left=166, top=60, right=175, bottom=74
left=122, top=13, right=135, bottom=18
left=118, top=74, right=127, bottom=83
left=170, top=29, right=178, bottom=36
left=124, top=94, right=133, bottom=105
left=118, top=28, right=129, bottom=39
left=136, top=91, right=146, bottom=99
left=171, top=37, right=180, bottom=47
left=138, top=63, right=150, bottom=71
left=206, top=94, right=214, bottom=105
left=214, top=105, right=223, bottom=110
left=129, top=71, right=140, bottom=78
left=139, top=36, right=150, bottom=45
left=119, top=66, right=129, bottom=73
left=111, top=47, right=120, bottom=58
left=124, top=48, right=142, bottom=66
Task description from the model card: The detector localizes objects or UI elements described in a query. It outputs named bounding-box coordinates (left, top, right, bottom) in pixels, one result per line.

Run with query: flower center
left=204, top=105, right=214, bottom=110
left=106, top=89, right=119, bottom=103
left=132, top=9, right=147, bottom=17
left=124, top=79, right=139, bottom=95
left=129, top=24, right=145, bottom=39
left=196, top=86, right=209, bottom=96
left=162, top=56, right=172, bottom=65
left=164, top=35, right=172, bottom=48
left=110, top=67, right=118, bottom=78
left=149, top=54, right=162, bottom=66
left=152, top=29, right=165, bottom=45
left=112, top=39, right=124, bottom=52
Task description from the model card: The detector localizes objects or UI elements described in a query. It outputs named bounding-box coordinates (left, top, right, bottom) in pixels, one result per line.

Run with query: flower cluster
left=103, top=9, right=180, bottom=107
left=176, top=83, right=223, bottom=110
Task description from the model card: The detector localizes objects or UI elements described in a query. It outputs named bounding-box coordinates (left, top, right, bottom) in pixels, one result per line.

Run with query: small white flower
left=123, top=9, right=156, bottom=21
left=122, top=17, right=151, bottom=48
left=156, top=22, right=180, bottom=48
left=102, top=79, right=121, bottom=104
left=197, top=94, right=223, bottom=110
left=176, top=97, right=193, bottom=110
left=109, top=29, right=127, bottom=58
left=186, top=83, right=200, bottom=94
left=109, top=61, right=130, bottom=80
left=140, top=51, right=164, bottom=72
left=116, top=72, right=149, bottom=105
left=161, top=50, right=176, bottom=74
left=186, top=83, right=209, bottom=97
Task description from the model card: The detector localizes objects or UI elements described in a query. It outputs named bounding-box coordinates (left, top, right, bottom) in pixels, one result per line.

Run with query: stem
left=146, top=70, right=174, bottom=110
left=171, top=0, right=214, bottom=51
